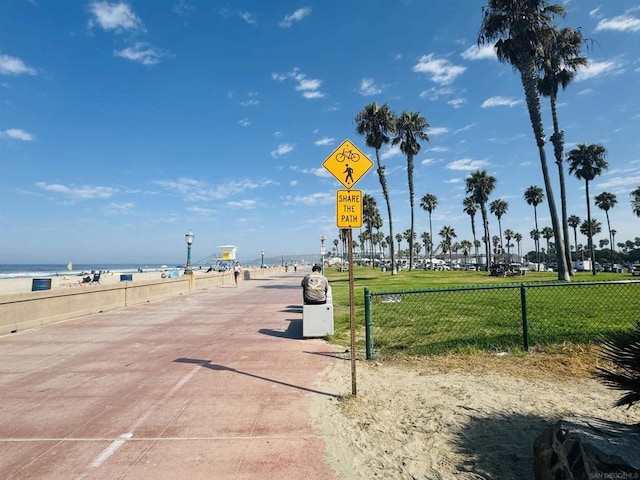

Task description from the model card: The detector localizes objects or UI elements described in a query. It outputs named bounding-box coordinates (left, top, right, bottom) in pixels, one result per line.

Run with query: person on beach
left=300, top=264, right=328, bottom=305
left=233, top=263, right=241, bottom=287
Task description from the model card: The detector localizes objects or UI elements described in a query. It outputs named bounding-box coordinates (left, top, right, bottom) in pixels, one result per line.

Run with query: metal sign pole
left=348, top=228, right=357, bottom=396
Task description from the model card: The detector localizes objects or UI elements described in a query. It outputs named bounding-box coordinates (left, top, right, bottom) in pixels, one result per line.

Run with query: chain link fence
left=364, top=280, right=640, bottom=357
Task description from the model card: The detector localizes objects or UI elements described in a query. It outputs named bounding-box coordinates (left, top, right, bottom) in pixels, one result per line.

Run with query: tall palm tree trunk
left=375, top=152, right=395, bottom=275
left=429, top=213, right=434, bottom=261
left=549, top=93, right=574, bottom=275
left=481, top=206, right=490, bottom=270
left=518, top=57, right=569, bottom=281
left=585, top=180, right=595, bottom=275
left=471, top=220, right=478, bottom=265
left=408, top=154, right=415, bottom=270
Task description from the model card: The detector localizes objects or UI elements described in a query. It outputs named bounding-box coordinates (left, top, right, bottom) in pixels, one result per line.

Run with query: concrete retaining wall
left=0, top=267, right=284, bottom=335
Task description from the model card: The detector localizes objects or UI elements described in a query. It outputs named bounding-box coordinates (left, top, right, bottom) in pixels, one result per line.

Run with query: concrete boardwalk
left=0, top=268, right=342, bottom=479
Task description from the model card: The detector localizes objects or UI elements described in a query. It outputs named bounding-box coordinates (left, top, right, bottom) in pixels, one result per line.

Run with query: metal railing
left=363, top=280, right=640, bottom=358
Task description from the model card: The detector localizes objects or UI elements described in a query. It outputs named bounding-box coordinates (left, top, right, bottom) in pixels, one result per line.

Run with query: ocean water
left=0, top=264, right=180, bottom=279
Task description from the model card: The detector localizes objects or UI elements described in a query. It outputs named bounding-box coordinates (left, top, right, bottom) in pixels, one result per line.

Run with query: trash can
left=120, top=274, right=133, bottom=281
left=32, top=278, right=52, bottom=291
left=243, top=270, right=251, bottom=280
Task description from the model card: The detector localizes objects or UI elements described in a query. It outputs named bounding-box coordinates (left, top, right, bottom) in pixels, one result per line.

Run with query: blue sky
left=1, top=0, right=639, bottom=265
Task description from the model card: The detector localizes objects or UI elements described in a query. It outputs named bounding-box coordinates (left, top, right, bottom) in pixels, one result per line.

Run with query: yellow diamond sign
left=323, top=139, right=373, bottom=189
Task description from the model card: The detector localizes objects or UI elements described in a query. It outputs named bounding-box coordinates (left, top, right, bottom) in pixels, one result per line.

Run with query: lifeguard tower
left=217, top=245, right=237, bottom=262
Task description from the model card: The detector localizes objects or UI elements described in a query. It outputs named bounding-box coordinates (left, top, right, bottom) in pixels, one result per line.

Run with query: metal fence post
left=520, top=284, right=529, bottom=351
left=364, top=287, right=372, bottom=359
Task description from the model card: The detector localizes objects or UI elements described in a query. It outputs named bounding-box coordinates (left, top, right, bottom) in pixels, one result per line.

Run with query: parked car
left=632, top=264, right=640, bottom=277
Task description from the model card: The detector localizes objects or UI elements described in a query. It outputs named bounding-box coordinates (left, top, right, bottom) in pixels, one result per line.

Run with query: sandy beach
left=311, top=351, right=639, bottom=479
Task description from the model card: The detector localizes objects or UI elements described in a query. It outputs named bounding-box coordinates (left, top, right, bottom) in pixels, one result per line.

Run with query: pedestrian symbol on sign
left=343, top=164, right=354, bottom=185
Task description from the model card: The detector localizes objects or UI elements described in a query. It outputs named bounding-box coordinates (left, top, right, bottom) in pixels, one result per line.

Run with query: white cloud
left=595, top=14, right=640, bottom=32
left=597, top=175, right=640, bottom=191
left=314, top=137, right=334, bottom=146
left=429, top=127, right=448, bottom=136
left=154, top=177, right=273, bottom=201
left=36, top=182, right=119, bottom=199
left=219, top=9, right=257, bottom=25
left=1, top=128, right=35, bottom=141
left=272, top=68, right=324, bottom=99
left=413, top=54, right=466, bottom=85
left=283, top=192, right=332, bottom=206
left=481, top=96, right=522, bottom=108
left=279, top=7, right=311, bottom=28
left=240, top=92, right=260, bottom=106
left=380, top=144, right=402, bottom=160
left=105, top=202, right=134, bottom=214
left=460, top=44, right=496, bottom=60
left=575, top=59, right=624, bottom=81
left=88, top=1, right=144, bottom=33
left=186, top=205, right=217, bottom=216
left=227, top=199, right=257, bottom=209
left=419, top=86, right=455, bottom=101
left=239, top=118, right=251, bottom=127
left=358, top=78, right=382, bottom=96
left=271, top=143, right=295, bottom=158
left=446, top=158, right=489, bottom=171
left=429, top=146, right=449, bottom=152
left=448, top=98, right=466, bottom=109
left=114, top=43, right=164, bottom=65
left=0, top=54, right=37, bottom=76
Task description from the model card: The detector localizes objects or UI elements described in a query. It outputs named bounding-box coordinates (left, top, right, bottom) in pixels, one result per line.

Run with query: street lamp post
left=185, top=231, right=194, bottom=275
left=261, top=250, right=264, bottom=268
left=320, top=235, right=326, bottom=274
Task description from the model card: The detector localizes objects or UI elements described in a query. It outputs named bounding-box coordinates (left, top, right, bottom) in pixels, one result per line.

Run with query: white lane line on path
left=90, top=433, right=133, bottom=468
left=88, top=365, right=201, bottom=469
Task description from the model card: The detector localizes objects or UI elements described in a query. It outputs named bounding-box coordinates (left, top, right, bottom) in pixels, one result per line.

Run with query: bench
left=302, top=286, right=334, bottom=338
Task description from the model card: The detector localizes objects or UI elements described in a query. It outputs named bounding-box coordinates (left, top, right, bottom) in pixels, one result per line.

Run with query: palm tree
left=524, top=185, right=545, bottom=270
left=420, top=232, right=431, bottom=260
left=439, top=225, right=457, bottom=266
left=460, top=239, right=472, bottom=265
left=514, top=232, right=523, bottom=260
left=567, top=143, right=609, bottom=275
left=463, top=196, right=479, bottom=266
left=530, top=229, right=540, bottom=265
left=465, top=170, right=496, bottom=270
left=504, top=228, right=515, bottom=262
left=362, top=193, right=379, bottom=266
left=355, top=102, right=398, bottom=273
left=567, top=214, right=581, bottom=264
left=403, top=228, right=416, bottom=262
left=395, top=233, right=402, bottom=259
left=420, top=193, right=438, bottom=262
left=539, top=26, right=587, bottom=276
left=479, top=0, right=569, bottom=281
left=393, top=111, right=430, bottom=271
left=489, top=198, right=509, bottom=256
left=541, top=226, right=554, bottom=264
left=594, top=191, right=617, bottom=265
left=632, top=186, right=640, bottom=218
left=580, top=219, right=602, bottom=262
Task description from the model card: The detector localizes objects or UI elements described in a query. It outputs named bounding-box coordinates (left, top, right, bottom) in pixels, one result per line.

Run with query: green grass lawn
left=325, top=266, right=640, bottom=356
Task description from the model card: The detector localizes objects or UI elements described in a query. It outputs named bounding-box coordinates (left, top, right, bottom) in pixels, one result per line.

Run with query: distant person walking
left=300, top=264, right=328, bottom=305
left=234, top=263, right=241, bottom=287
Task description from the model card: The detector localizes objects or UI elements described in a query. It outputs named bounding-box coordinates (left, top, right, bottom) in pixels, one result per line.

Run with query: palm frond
left=597, top=321, right=640, bottom=409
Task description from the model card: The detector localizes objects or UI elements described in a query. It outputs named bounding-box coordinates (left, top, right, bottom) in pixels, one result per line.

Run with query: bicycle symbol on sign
left=335, top=147, right=360, bottom=163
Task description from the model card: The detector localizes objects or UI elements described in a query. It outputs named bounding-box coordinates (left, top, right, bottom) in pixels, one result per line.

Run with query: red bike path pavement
left=0, top=268, right=346, bottom=480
